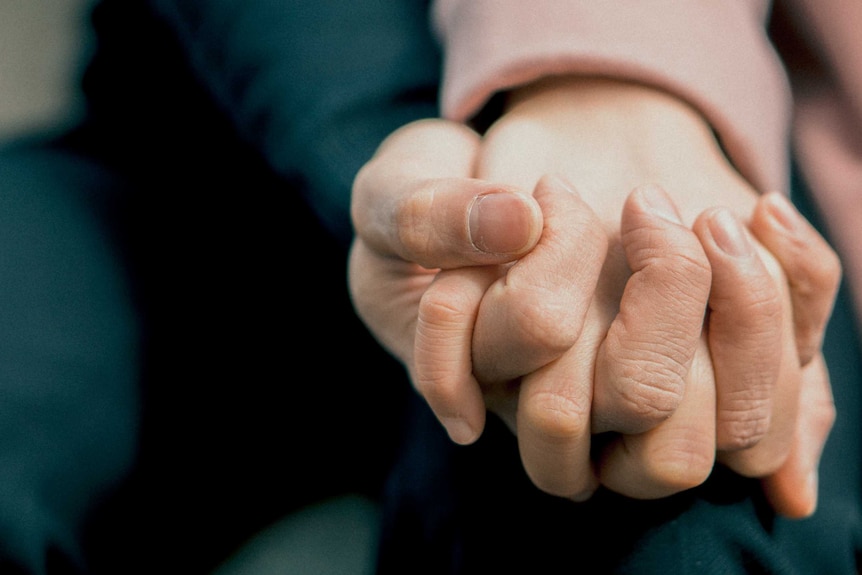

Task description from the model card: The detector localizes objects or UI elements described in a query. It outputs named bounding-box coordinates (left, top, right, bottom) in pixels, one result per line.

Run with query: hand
left=348, top=80, right=839, bottom=515
left=468, top=77, right=838, bottom=512
left=750, top=191, right=840, bottom=518
left=348, top=118, right=543, bottom=441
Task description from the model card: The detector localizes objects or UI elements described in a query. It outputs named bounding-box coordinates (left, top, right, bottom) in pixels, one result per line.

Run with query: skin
left=348, top=77, right=840, bottom=518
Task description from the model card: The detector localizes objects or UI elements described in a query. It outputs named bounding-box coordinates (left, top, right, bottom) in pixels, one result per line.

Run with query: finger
left=517, top=342, right=600, bottom=501
left=718, top=302, right=801, bottom=478
left=347, top=240, right=437, bottom=362
left=693, top=208, right=782, bottom=451
left=471, top=175, right=608, bottom=384
left=413, top=265, right=502, bottom=445
left=760, top=353, right=836, bottom=519
left=597, top=337, right=717, bottom=499
left=592, top=185, right=712, bottom=435
left=351, top=119, right=543, bottom=269
left=750, top=192, right=842, bottom=366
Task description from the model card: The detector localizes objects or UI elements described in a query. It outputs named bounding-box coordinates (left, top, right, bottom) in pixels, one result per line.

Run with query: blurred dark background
left=0, top=2, right=412, bottom=573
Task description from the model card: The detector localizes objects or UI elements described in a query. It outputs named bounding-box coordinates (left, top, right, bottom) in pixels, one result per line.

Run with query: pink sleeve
left=432, top=0, right=792, bottom=195
left=776, top=0, right=862, bottom=317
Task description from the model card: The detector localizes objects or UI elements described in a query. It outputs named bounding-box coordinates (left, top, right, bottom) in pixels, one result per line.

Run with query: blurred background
left=0, top=3, right=389, bottom=573
left=0, top=0, right=96, bottom=143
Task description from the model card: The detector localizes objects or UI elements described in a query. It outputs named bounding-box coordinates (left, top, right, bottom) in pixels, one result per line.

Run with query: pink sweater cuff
left=433, top=0, right=792, bottom=194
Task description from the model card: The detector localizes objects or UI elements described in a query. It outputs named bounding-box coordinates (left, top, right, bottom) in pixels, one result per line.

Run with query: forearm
left=148, top=0, right=441, bottom=243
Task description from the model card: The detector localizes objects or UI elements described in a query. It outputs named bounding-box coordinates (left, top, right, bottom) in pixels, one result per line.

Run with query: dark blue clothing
left=375, top=170, right=862, bottom=575
left=0, top=0, right=859, bottom=573
left=1, top=0, right=429, bottom=572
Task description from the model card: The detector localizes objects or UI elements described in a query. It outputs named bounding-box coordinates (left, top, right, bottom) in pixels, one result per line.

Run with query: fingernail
left=441, top=416, right=478, bottom=445
left=639, top=185, right=682, bottom=224
left=468, top=191, right=538, bottom=254
left=764, top=192, right=800, bottom=232
left=709, top=209, right=753, bottom=257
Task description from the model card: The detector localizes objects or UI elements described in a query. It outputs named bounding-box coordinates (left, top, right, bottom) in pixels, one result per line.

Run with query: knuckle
left=675, top=248, right=713, bottom=288
left=741, top=288, right=785, bottom=339
left=717, top=410, right=771, bottom=451
left=410, top=343, right=462, bottom=412
left=524, top=390, right=590, bottom=443
left=716, top=368, right=776, bottom=451
left=648, top=434, right=715, bottom=491
left=554, top=196, right=608, bottom=251
left=643, top=254, right=713, bottom=320
left=597, top=335, right=691, bottom=434
left=628, top=223, right=712, bottom=290
left=613, top=355, right=686, bottom=431
left=811, top=386, right=837, bottom=436
left=821, top=248, right=844, bottom=290
left=806, top=246, right=843, bottom=299
left=779, top=230, right=842, bottom=298
left=751, top=283, right=783, bottom=324
left=412, top=284, right=473, bottom=403
left=396, top=186, right=436, bottom=258
left=712, top=251, right=785, bottom=350
left=411, top=363, right=455, bottom=405
left=815, top=403, right=837, bottom=441
left=417, top=284, right=470, bottom=328
left=508, top=293, right=583, bottom=356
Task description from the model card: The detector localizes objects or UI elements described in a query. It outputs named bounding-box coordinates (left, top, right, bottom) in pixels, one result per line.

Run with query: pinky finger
left=760, top=354, right=836, bottom=518
left=750, top=192, right=842, bottom=366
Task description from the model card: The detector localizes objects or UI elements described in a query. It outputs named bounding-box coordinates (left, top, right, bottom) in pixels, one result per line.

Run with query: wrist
left=480, top=76, right=756, bottom=223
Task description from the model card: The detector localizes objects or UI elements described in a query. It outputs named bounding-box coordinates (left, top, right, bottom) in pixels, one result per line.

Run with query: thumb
left=351, top=119, right=542, bottom=269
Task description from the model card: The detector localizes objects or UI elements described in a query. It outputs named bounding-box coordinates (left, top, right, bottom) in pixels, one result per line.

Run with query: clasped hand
left=348, top=78, right=840, bottom=518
